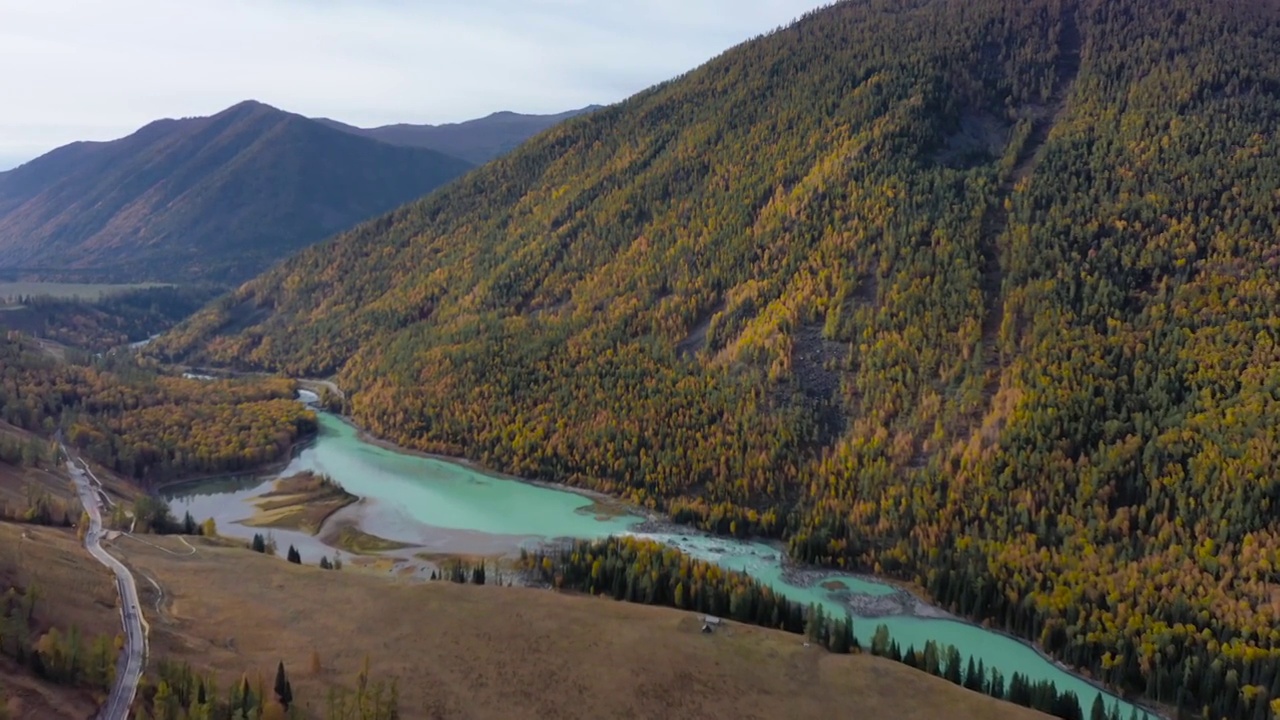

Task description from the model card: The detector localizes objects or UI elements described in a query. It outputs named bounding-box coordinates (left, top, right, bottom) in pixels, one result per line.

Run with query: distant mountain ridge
left=314, top=106, right=603, bottom=164
left=0, top=100, right=474, bottom=284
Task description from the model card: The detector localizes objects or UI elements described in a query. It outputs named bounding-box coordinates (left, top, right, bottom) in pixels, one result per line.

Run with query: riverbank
left=778, top=563, right=954, bottom=620
left=290, top=408, right=1165, bottom=718
left=158, top=385, right=1161, bottom=719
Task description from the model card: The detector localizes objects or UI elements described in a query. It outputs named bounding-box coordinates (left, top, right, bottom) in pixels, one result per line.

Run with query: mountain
left=0, top=101, right=473, bottom=284
left=155, top=0, right=1280, bottom=716
left=314, top=106, right=602, bottom=165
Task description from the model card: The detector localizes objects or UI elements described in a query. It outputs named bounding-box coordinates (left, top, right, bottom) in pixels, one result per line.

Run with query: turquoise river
left=165, top=410, right=1155, bottom=719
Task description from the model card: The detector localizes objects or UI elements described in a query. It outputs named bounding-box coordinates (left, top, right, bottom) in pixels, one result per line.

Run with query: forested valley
left=0, top=335, right=314, bottom=484
left=151, top=0, right=1280, bottom=716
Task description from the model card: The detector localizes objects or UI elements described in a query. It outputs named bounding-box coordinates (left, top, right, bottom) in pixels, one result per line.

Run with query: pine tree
left=286, top=546, right=301, bottom=564
left=274, top=661, right=292, bottom=709
left=943, top=645, right=963, bottom=684
left=965, top=657, right=982, bottom=691
left=252, top=534, right=266, bottom=554
left=240, top=675, right=253, bottom=717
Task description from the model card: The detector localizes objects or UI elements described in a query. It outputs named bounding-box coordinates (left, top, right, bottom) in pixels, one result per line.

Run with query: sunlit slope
left=155, top=1, right=1280, bottom=716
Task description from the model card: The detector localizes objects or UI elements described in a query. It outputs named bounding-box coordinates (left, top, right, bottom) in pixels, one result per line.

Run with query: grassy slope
left=122, top=535, right=1046, bottom=720
left=0, top=523, right=117, bottom=719
left=0, top=423, right=74, bottom=515
left=0, top=421, right=140, bottom=513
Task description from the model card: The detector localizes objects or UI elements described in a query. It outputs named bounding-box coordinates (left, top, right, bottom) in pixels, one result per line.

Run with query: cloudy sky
left=0, top=0, right=827, bottom=169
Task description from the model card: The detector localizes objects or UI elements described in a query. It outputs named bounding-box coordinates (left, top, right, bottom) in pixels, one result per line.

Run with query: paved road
left=63, top=443, right=145, bottom=720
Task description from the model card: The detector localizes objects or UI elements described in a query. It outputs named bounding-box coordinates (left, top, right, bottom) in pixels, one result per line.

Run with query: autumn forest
left=0, top=0, right=1277, bottom=717
left=144, top=0, right=1280, bottom=717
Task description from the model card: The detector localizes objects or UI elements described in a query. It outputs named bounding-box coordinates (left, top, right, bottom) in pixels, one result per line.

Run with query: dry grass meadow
left=0, top=452, right=1047, bottom=720
left=116, top=534, right=1048, bottom=720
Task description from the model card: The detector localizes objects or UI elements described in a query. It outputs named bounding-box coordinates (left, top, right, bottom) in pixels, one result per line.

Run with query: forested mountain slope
left=0, top=101, right=473, bottom=283
left=315, top=106, right=602, bottom=164
left=155, top=0, right=1280, bottom=716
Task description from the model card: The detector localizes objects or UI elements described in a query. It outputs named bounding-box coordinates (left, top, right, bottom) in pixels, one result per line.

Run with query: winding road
left=63, top=442, right=145, bottom=720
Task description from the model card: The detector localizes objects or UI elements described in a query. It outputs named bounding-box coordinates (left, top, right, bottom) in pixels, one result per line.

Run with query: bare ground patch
left=676, top=299, right=726, bottom=358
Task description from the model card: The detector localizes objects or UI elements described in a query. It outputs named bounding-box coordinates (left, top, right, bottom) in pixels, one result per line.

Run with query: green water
left=170, top=412, right=1153, bottom=719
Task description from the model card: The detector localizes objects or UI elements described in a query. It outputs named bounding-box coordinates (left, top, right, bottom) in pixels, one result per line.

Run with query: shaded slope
left=315, top=106, right=602, bottom=164
left=0, top=101, right=473, bottom=283
left=157, top=1, right=1280, bottom=716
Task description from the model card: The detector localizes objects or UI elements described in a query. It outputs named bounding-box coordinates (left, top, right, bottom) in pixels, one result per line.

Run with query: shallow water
left=167, top=411, right=1153, bottom=719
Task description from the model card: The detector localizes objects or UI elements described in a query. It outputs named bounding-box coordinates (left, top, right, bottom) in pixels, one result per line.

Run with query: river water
left=164, top=411, right=1152, bottom=719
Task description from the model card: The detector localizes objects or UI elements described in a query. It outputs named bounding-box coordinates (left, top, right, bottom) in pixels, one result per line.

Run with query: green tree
left=274, top=661, right=292, bottom=709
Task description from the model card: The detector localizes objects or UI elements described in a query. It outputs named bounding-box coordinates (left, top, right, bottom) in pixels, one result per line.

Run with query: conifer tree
left=274, top=661, right=292, bottom=709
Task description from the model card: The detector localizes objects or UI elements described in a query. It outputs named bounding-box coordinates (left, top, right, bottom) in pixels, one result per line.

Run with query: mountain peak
left=0, top=104, right=473, bottom=283
left=217, top=99, right=285, bottom=120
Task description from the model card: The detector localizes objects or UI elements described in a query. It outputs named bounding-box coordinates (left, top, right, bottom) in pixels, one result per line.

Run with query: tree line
left=522, top=536, right=1129, bottom=719
left=136, top=657, right=399, bottom=720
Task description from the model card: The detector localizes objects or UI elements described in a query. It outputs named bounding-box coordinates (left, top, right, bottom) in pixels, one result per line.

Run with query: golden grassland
left=0, top=506, right=1047, bottom=719
left=119, top=534, right=1048, bottom=720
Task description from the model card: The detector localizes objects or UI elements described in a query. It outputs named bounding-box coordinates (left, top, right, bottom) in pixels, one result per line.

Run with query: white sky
left=0, top=0, right=827, bottom=169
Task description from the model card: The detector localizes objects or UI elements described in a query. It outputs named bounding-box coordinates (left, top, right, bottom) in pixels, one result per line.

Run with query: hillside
left=0, top=101, right=473, bottom=284
left=154, top=0, right=1280, bottom=716
left=0, top=523, right=118, bottom=719
left=82, top=528, right=1046, bottom=720
left=315, top=106, right=601, bottom=164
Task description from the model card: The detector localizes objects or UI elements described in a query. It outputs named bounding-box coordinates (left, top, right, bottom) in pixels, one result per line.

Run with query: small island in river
left=240, top=470, right=357, bottom=535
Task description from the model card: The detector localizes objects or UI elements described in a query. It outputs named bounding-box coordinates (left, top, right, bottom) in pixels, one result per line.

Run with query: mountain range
left=315, top=106, right=602, bottom=165
left=0, top=102, right=593, bottom=284
left=152, top=0, right=1280, bottom=717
